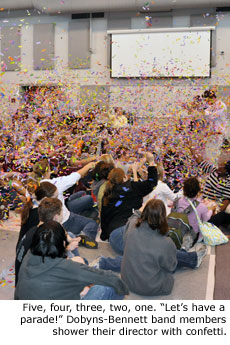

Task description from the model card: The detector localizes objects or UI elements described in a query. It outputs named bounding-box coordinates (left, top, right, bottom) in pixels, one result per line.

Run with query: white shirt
left=41, top=172, right=81, bottom=224
left=143, top=180, right=182, bottom=216
left=205, top=100, right=228, bottom=135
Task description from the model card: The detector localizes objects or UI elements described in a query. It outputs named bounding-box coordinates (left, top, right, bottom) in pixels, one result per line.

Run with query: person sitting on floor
left=90, top=199, right=207, bottom=297
left=187, top=141, right=230, bottom=202
left=143, top=164, right=182, bottom=215
left=18, top=182, right=57, bottom=247
left=15, top=197, right=82, bottom=285
left=100, top=152, right=158, bottom=251
left=176, top=177, right=213, bottom=243
left=32, top=158, right=96, bottom=216
left=91, top=160, right=115, bottom=213
left=187, top=142, right=230, bottom=228
left=18, top=181, right=98, bottom=249
left=15, top=220, right=128, bottom=300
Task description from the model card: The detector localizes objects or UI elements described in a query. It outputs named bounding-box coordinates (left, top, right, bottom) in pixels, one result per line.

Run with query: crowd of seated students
left=15, top=198, right=128, bottom=300
left=1, top=108, right=230, bottom=299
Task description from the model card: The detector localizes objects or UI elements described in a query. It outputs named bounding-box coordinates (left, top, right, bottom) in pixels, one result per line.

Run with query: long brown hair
left=103, top=168, right=125, bottom=206
left=21, top=199, right=33, bottom=226
left=91, top=161, right=115, bottom=181
left=136, top=199, right=168, bottom=235
left=20, top=174, right=40, bottom=226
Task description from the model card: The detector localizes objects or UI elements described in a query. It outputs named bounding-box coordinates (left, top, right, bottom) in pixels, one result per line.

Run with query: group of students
left=1, top=88, right=230, bottom=299
left=4, top=134, right=228, bottom=299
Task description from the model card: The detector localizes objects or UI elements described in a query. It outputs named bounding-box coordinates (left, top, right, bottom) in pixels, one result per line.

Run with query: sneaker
left=78, top=235, right=98, bottom=249
left=89, top=256, right=102, bottom=269
left=196, top=244, right=208, bottom=268
left=181, top=233, right=194, bottom=251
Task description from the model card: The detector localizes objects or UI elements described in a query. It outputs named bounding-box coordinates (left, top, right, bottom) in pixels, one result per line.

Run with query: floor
left=0, top=211, right=215, bottom=300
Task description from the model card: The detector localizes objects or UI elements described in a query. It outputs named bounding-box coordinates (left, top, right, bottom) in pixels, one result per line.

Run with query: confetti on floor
left=0, top=264, right=15, bottom=289
left=0, top=211, right=20, bottom=232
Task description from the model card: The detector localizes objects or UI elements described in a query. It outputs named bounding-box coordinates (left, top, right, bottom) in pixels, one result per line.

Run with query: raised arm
left=77, top=161, right=96, bottom=178
left=131, top=162, right=139, bottom=182
left=70, top=155, right=97, bottom=167
left=47, top=162, right=96, bottom=194
left=0, top=171, right=21, bottom=180
left=185, top=139, right=203, bottom=164
left=131, top=152, right=158, bottom=198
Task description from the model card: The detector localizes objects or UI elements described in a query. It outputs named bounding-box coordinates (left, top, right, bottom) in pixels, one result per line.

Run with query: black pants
left=209, top=211, right=230, bottom=227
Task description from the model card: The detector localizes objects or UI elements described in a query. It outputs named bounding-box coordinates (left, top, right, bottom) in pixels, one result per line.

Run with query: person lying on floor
left=90, top=199, right=207, bottom=297
left=18, top=181, right=98, bottom=249
left=15, top=220, right=128, bottom=300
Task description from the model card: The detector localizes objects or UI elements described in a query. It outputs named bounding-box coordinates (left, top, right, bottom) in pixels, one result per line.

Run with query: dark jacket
left=100, top=166, right=158, bottom=240
left=15, top=251, right=129, bottom=300
left=121, top=211, right=177, bottom=296
left=15, top=226, right=37, bottom=285
left=17, top=208, right=39, bottom=249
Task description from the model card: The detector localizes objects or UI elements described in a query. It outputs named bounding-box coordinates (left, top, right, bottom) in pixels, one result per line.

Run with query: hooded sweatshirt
left=15, top=251, right=128, bottom=300
left=121, top=211, right=177, bottom=296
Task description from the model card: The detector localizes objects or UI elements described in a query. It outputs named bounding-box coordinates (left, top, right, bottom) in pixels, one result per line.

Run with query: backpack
left=167, top=198, right=198, bottom=249
left=167, top=227, right=183, bottom=249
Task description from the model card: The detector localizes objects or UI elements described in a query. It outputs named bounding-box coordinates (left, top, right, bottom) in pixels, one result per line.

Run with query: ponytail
left=21, top=198, right=33, bottom=225
left=103, top=168, right=125, bottom=206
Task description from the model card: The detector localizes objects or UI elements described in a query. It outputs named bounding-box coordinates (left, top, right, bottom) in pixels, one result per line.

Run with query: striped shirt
left=199, top=160, right=230, bottom=200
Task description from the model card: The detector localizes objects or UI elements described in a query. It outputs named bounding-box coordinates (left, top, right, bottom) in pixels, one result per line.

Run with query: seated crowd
left=1, top=120, right=230, bottom=300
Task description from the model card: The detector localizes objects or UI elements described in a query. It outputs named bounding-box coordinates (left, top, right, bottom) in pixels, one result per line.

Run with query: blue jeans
left=67, top=232, right=89, bottom=264
left=63, top=212, right=98, bottom=240
left=105, top=227, right=198, bottom=271
left=176, top=249, right=197, bottom=269
left=109, top=226, right=125, bottom=255
left=98, top=250, right=197, bottom=273
left=81, top=285, right=124, bottom=300
left=66, top=191, right=94, bottom=214
left=99, top=256, right=123, bottom=272
left=67, top=231, right=80, bottom=257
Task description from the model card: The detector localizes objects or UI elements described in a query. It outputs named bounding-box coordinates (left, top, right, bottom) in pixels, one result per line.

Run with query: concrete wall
left=0, top=8, right=230, bottom=121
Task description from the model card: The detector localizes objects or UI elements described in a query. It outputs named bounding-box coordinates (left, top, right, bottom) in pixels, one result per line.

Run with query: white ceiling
left=0, top=0, right=230, bottom=13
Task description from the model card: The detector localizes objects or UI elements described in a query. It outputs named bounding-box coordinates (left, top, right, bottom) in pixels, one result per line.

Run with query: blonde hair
left=100, top=154, right=115, bottom=165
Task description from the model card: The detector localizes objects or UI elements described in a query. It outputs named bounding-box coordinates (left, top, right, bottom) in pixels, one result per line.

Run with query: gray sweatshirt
left=15, top=251, right=129, bottom=300
left=121, top=211, right=177, bottom=296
